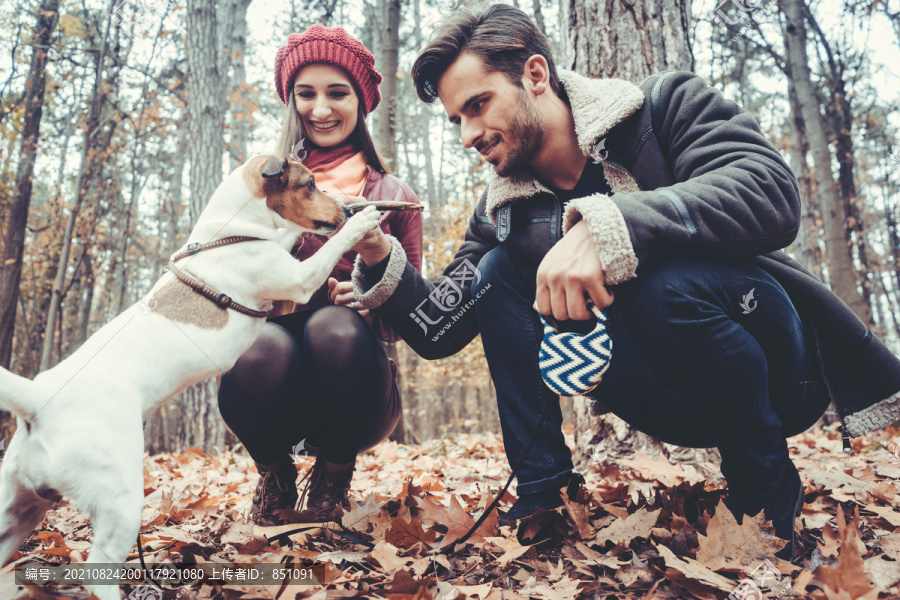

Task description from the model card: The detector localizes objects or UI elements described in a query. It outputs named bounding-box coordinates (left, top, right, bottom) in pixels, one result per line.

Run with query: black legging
left=217, top=305, right=401, bottom=465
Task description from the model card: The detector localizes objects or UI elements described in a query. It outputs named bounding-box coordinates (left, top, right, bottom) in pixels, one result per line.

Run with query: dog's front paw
left=340, top=205, right=381, bottom=244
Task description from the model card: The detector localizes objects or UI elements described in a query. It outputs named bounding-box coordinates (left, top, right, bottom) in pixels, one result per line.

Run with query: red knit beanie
left=274, top=24, right=383, bottom=114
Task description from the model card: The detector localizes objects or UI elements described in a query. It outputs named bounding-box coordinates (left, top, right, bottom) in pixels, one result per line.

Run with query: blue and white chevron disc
left=538, top=300, right=612, bottom=396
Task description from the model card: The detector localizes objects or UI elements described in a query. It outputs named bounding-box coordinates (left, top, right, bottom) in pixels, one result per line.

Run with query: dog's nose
left=340, top=203, right=352, bottom=219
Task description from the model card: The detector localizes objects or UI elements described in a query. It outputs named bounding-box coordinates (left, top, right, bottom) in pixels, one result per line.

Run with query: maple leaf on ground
left=877, top=533, right=900, bottom=560
left=618, top=451, right=688, bottom=488
left=518, top=573, right=583, bottom=600
left=385, top=505, right=437, bottom=549
left=343, top=493, right=383, bottom=533
left=434, top=495, right=479, bottom=548
left=561, top=489, right=593, bottom=540
left=593, top=508, right=660, bottom=547
left=385, top=570, right=435, bottom=600
left=434, top=581, right=494, bottom=599
left=818, top=520, right=840, bottom=558
left=695, top=499, right=785, bottom=572
left=810, top=505, right=879, bottom=598
left=474, top=487, right=501, bottom=539
left=368, top=541, right=411, bottom=575
left=483, top=535, right=535, bottom=567
left=655, top=542, right=738, bottom=598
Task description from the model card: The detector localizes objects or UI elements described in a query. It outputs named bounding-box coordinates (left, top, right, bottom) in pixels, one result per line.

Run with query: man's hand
left=328, top=277, right=369, bottom=318
left=535, top=220, right=614, bottom=320
left=353, top=225, right=392, bottom=267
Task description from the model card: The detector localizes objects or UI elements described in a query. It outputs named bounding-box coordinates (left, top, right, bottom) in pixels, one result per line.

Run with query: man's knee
left=475, top=243, right=534, bottom=298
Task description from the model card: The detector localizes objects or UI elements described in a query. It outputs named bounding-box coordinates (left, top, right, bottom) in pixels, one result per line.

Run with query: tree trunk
left=376, top=0, right=400, bottom=169
left=226, top=0, right=253, bottom=170
left=161, top=0, right=233, bottom=455
left=564, top=0, right=693, bottom=82
left=805, top=9, right=876, bottom=330
left=531, top=0, right=546, bottom=38
left=781, top=0, right=870, bottom=323
left=565, top=0, right=724, bottom=469
left=785, top=78, right=822, bottom=279
left=0, top=0, right=60, bottom=370
left=374, top=0, right=405, bottom=442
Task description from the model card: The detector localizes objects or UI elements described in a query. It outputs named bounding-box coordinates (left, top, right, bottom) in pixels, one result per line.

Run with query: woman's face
left=292, top=64, right=360, bottom=148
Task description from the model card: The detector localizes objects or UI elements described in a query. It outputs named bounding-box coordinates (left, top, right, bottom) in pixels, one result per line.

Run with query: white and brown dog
left=0, top=155, right=380, bottom=600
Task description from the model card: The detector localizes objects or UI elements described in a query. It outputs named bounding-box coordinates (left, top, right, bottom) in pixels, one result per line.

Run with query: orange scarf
left=304, top=143, right=368, bottom=197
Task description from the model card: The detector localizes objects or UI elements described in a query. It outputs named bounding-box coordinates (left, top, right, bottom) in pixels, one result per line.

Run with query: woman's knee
left=304, top=306, right=371, bottom=346
left=303, top=306, right=382, bottom=371
left=220, top=323, right=299, bottom=405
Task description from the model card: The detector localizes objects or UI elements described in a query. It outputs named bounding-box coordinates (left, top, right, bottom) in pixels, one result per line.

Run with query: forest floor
left=3, top=423, right=900, bottom=599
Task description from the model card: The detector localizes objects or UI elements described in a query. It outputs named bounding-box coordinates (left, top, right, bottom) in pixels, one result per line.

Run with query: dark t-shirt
left=546, top=156, right=613, bottom=207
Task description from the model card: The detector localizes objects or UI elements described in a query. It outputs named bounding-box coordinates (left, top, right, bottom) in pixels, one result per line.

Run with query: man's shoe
left=498, top=472, right=585, bottom=527
left=249, top=459, right=299, bottom=526
left=295, top=455, right=356, bottom=522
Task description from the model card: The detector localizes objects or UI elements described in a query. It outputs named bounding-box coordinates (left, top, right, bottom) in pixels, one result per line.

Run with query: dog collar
left=166, top=236, right=269, bottom=318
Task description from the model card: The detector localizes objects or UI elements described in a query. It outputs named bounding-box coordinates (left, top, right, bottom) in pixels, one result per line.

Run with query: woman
left=217, top=24, right=423, bottom=526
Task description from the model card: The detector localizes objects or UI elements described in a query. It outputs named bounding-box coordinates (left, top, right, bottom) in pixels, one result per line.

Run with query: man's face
left=437, top=52, right=544, bottom=177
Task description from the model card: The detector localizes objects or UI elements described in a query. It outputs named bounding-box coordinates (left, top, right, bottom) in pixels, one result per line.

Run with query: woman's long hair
left=275, top=77, right=389, bottom=174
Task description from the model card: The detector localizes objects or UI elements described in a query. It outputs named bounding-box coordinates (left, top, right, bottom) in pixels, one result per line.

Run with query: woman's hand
left=328, top=277, right=369, bottom=318
left=353, top=226, right=392, bottom=267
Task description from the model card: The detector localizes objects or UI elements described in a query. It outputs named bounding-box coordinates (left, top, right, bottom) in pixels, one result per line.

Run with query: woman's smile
left=309, top=119, right=341, bottom=132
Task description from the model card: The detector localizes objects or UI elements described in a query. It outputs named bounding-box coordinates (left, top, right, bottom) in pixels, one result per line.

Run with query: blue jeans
left=473, top=244, right=830, bottom=501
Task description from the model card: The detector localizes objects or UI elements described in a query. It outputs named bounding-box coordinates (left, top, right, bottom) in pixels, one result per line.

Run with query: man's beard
left=493, top=88, right=544, bottom=177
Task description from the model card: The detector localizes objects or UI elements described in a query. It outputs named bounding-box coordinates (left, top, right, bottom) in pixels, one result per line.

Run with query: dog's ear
left=261, top=156, right=287, bottom=179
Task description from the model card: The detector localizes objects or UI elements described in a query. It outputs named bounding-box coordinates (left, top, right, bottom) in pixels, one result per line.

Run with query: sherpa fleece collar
left=484, top=69, right=645, bottom=224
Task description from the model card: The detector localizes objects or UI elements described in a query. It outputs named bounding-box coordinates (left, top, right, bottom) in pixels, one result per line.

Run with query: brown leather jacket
left=269, top=164, right=423, bottom=342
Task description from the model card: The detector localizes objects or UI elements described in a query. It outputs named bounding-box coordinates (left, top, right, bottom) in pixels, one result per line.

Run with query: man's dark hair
left=411, top=3, right=564, bottom=104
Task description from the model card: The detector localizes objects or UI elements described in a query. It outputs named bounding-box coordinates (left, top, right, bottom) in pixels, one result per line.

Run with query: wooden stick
left=344, top=200, right=423, bottom=214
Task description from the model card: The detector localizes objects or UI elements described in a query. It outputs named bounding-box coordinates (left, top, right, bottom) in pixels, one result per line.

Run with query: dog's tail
left=0, top=368, right=40, bottom=420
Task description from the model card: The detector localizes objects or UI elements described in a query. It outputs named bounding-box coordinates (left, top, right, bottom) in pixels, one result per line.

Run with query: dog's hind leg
left=81, top=442, right=145, bottom=600
left=0, top=461, right=55, bottom=567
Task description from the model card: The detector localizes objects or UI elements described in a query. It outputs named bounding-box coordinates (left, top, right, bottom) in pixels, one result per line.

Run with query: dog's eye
left=307, top=179, right=315, bottom=191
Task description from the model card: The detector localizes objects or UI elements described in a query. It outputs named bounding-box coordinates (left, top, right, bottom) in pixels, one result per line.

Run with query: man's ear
left=523, top=54, right=550, bottom=96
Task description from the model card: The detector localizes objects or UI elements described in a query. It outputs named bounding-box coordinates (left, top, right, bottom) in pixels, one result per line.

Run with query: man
left=349, top=4, right=900, bottom=560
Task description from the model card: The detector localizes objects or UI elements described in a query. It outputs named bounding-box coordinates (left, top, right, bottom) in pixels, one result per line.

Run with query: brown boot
left=249, top=458, right=299, bottom=526
left=295, top=455, right=355, bottom=523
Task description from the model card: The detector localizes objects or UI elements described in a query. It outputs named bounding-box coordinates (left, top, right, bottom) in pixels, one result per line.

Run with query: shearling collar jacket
left=352, top=68, right=900, bottom=439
